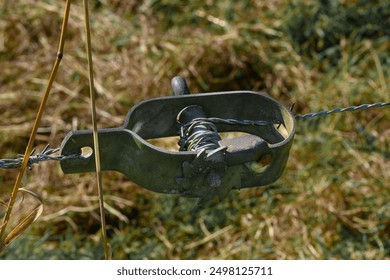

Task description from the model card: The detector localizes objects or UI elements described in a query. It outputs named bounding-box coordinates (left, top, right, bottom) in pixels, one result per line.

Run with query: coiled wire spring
left=178, top=117, right=278, bottom=152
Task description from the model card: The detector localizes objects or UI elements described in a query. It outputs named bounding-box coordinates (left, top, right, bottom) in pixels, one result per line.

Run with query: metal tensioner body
left=60, top=77, right=295, bottom=203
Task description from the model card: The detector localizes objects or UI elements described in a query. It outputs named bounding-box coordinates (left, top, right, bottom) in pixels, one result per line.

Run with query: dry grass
left=0, top=0, right=389, bottom=259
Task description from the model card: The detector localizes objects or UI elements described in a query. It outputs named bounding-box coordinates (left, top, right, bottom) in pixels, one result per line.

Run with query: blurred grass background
left=0, top=0, right=389, bottom=259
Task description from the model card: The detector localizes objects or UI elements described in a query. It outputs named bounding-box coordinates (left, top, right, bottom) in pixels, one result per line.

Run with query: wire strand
left=178, top=117, right=277, bottom=152
left=295, top=102, right=390, bottom=121
left=0, top=145, right=79, bottom=170
left=1, top=102, right=388, bottom=169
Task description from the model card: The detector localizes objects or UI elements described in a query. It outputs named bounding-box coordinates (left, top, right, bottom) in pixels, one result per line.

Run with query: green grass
left=0, top=0, right=389, bottom=259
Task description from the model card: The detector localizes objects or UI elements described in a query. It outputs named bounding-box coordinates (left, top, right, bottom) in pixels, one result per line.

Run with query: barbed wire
left=295, top=102, right=390, bottom=121
left=0, top=101, right=388, bottom=170
left=0, top=144, right=79, bottom=170
left=201, top=117, right=280, bottom=126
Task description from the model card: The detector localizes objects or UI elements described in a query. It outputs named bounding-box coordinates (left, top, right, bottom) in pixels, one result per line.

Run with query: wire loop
left=178, top=117, right=277, bottom=152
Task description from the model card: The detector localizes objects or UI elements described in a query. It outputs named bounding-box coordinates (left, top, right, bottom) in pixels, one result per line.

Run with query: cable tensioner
left=60, top=76, right=295, bottom=204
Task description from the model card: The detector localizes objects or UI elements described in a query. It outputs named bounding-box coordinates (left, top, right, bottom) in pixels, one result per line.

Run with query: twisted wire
left=203, top=117, right=280, bottom=126
left=179, top=119, right=221, bottom=152
left=0, top=144, right=79, bottom=170
left=295, top=102, right=390, bottom=121
left=1, top=102, right=388, bottom=168
left=178, top=117, right=277, bottom=152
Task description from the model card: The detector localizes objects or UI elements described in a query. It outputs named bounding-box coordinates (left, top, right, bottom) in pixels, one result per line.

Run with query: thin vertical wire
left=82, top=0, right=111, bottom=260
left=0, top=0, right=72, bottom=245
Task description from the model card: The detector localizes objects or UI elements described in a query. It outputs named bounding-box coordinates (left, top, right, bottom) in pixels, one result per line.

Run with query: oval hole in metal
left=219, top=131, right=251, bottom=140
left=147, top=136, right=180, bottom=152
left=80, top=146, right=93, bottom=159
left=274, top=123, right=289, bottom=139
